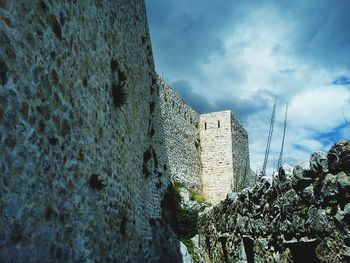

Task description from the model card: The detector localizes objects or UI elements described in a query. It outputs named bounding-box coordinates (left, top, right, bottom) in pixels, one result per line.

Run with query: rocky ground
left=198, top=140, right=350, bottom=262
left=160, top=182, right=209, bottom=263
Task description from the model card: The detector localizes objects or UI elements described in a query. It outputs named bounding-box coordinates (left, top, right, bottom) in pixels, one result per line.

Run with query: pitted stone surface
left=0, top=1, right=181, bottom=262
left=158, top=78, right=202, bottom=190
left=0, top=1, right=252, bottom=262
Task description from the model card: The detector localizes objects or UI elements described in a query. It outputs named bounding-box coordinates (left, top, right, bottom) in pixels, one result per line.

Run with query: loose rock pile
left=199, top=141, right=350, bottom=262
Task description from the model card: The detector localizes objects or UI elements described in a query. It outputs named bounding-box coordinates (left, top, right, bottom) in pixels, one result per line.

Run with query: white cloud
left=296, top=139, right=324, bottom=152
left=195, top=6, right=350, bottom=175
left=288, top=87, right=350, bottom=131
left=147, top=0, right=350, bottom=176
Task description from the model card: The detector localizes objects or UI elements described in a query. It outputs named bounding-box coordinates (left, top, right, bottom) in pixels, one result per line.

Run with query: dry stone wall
left=158, top=77, right=202, bottom=190
left=199, top=141, right=350, bottom=263
left=0, top=1, right=181, bottom=262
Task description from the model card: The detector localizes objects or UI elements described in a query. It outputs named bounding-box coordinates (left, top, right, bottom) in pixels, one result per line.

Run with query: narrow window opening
left=172, top=101, right=174, bottom=108
left=218, top=120, right=221, bottom=128
left=178, top=106, right=181, bottom=114
left=205, top=123, right=207, bottom=130
left=190, top=118, right=192, bottom=124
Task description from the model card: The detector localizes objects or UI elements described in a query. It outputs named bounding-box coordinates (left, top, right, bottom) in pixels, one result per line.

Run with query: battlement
left=158, top=77, right=200, bottom=129
left=158, top=77, right=202, bottom=190
left=158, top=78, right=250, bottom=204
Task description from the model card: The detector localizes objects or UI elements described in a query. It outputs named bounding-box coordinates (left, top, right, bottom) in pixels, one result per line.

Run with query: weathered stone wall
left=199, top=141, right=350, bottom=263
left=231, top=112, right=250, bottom=191
left=158, top=80, right=250, bottom=203
left=0, top=1, right=181, bottom=262
left=200, top=111, right=235, bottom=204
left=158, top=77, right=202, bottom=190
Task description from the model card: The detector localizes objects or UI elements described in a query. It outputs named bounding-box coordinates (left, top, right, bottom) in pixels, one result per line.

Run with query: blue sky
left=145, top=0, right=350, bottom=175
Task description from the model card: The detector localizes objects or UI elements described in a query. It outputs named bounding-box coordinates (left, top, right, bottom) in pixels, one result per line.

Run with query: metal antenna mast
left=277, top=103, right=288, bottom=170
left=261, top=97, right=276, bottom=176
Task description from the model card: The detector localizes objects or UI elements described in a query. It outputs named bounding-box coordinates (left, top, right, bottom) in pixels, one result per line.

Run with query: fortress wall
left=158, top=77, right=202, bottom=190
left=0, top=1, right=181, bottom=262
left=199, top=111, right=234, bottom=204
left=231, top=113, right=250, bottom=191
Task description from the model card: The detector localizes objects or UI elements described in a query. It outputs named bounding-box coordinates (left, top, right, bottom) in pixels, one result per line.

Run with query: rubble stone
left=199, top=141, right=350, bottom=263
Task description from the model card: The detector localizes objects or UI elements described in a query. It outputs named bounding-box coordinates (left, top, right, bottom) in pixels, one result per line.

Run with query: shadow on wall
left=284, top=240, right=320, bottom=263
left=243, top=236, right=254, bottom=263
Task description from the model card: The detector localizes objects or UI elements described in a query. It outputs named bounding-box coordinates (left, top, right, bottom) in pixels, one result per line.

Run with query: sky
left=145, top=0, right=350, bottom=175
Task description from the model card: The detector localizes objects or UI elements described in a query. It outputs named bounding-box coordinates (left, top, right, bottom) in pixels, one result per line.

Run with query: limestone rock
left=292, top=161, right=314, bottom=191
left=278, top=164, right=294, bottom=179
left=180, top=188, right=191, bottom=205
left=328, top=140, right=350, bottom=174
left=180, top=241, right=194, bottom=263
left=307, top=207, right=328, bottom=233
left=294, top=161, right=312, bottom=178
left=227, top=192, right=238, bottom=202
left=343, top=247, right=350, bottom=262
left=283, top=189, right=300, bottom=207
left=199, top=141, right=350, bottom=263
left=236, top=213, right=245, bottom=229
left=337, top=172, right=350, bottom=204
left=321, top=173, right=338, bottom=200
left=302, top=185, right=315, bottom=204
left=334, top=204, right=350, bottom=227
left=274, top=165, right=293, bottom=192
left=292, top=214, right=306, bottom=234
left=236, top=241, right=248, bottom=263
left=342, top=203, right=350, bottom=223
left=310, top=151, right=328, bottom=174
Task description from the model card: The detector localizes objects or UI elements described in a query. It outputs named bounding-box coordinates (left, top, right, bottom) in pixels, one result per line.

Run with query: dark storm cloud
left=171, top=80, right=215, bottom=114
left=171, top=80, right=274, bottom=122
left=146, top=0, right=350, bottom=75
left=171, top=78, right=271, bottom=123
left=145, top=0, right=237, bottom=76
left=273, top=0, right=350, bottom=69
left=212, top=92, right=271, bottom=124
left=146, top=0, right=350, bottom=172
left=146, top=0, right=350, bottom=114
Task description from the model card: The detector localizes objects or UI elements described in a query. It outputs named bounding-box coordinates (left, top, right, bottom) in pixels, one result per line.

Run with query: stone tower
left=158, top=78, right=250, bottom=204
left=200, top=111, right=250, bottom=204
